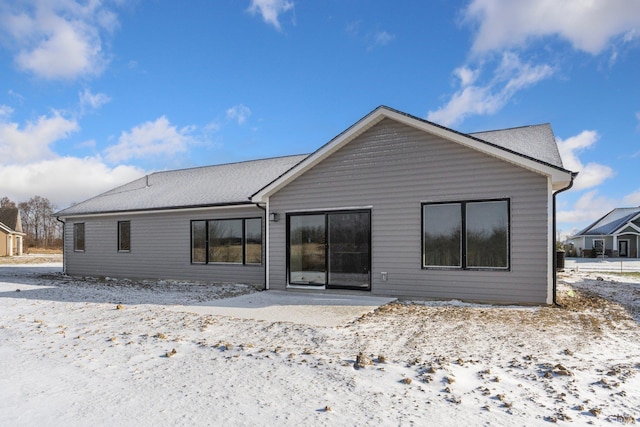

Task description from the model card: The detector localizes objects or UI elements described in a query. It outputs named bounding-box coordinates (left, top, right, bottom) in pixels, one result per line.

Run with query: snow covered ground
left=565, top=258, right=640, bottom=273
left=1, top=260, right=639, bottom=426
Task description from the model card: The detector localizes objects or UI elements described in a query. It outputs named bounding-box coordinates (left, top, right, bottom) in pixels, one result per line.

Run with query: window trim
left=244, top=217, right=263, bottom=265
left=286, top=209, right=372, bottom=290
left=117, top=220, right=131, bottom=252
left=421, top=198, right=510, bottom=271
left=190, top=217, right=263, bottom=265
left=208, top=218, right=244, bottom=264
left=592, top=238, right=605, bottom=256
left=73, top=223, right=85, bottom=252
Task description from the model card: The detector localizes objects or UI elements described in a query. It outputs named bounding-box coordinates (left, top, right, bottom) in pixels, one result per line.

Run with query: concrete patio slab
left=169, top=290, right=396, bottom=327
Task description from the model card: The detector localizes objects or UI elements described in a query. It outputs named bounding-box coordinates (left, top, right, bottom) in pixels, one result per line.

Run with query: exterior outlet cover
left=381, top=272, right=388, bottom=281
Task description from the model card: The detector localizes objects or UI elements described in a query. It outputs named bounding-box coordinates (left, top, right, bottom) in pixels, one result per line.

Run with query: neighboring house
left=0, top=207, right=25, bottom=257
left=55, top=106, right=575, bottom=304
left=569, top=207, right=640, bottom=258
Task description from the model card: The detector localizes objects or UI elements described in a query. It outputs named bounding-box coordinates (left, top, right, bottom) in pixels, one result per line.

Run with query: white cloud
left=226, top=104, right=252, bottom=125
left=624, top=29, right=638, bottom=43
left=8, top=90, right=25, bottom=104
left=0, top=156, right=144, bottom=209
left=105, top=116, right=194, bottom=163
left=204, top=121, right=221, bottom=134
left=0, top=112, right=79, bottom=164
left=0, top=105, right=13, bottom=119
left=556, top=130, right=614, bottom=191
left=247, top=0, right=294, bottom=31
left=623, top=189, right=640, bottom=206
left=454, top=66, right=480, bottom=87
left=79, top=88, right=111, bottom=111
left=464, top=0, right=640, bottom=55
left=374, top=31, right=395, bottom=47
left=557, top=190, right=616, bottom=225
left=427, top=53, right=553, bottom=126
left=1, top=1, right=119, bottom=80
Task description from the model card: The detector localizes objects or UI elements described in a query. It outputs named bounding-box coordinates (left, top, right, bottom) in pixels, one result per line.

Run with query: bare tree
left=18, top=196, right=61, bottom=248
left=0, top=197, right=16, bottom=208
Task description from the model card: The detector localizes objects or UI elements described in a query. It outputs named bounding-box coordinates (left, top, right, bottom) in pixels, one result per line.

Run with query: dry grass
left=24, top=248, right=63, bottom=255
left=0, top=253, right=62, bottom=265
left=356, top=284, right=638, bottom=364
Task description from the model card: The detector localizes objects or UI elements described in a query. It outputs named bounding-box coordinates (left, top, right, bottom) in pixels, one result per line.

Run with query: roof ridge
left=148, top=153, right=310, bottom=176
left=470, top=123, right=551, bottom=134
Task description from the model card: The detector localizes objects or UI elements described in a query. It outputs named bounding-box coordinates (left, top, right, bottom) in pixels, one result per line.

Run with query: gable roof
left=0, top=207, right=22, bottom=233
left=573, top=207, right=640, bottom=236
left=55, top=154, right=308, bottom=217
left=469, top=123, right=563, bottom=169
left=252, top=106, right=574, bottom=202
left=56, top=105, right=575, bottom=218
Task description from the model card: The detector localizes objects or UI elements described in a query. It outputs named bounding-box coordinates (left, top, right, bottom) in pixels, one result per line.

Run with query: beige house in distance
left=0, top=207, right=25, bottom=257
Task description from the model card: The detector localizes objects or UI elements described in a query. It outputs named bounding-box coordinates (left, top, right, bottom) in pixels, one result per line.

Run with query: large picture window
left=209, top=219, right=243, bottom=263
left=422, top=199, right=509, bottom=270
left=73, top=223, right=85, bottom=252
left=191, top=218, right=262, bottom=265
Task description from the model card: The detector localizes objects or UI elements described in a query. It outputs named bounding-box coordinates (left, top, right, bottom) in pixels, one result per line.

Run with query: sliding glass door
left=289, top=215, right=326, bottom=285
left=327, top=212, right=370, bottom=289
left=288, top=210, right=370, bottom=290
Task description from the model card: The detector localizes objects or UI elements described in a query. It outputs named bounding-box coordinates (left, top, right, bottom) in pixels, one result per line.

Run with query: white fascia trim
left=0, top=222, right=13, bottom=234
left=265, top=197, right=270, bottom=291
left=384, top=110, right=572, bottom=188
left=252, top=107, right=572, bottom=202
left=546, top=178, right=554, bottom=305
left=284, top=205, right=374, bottom=214
left=613, top=221, right=640, bottom=235
left=252, top=113, right=386, bottom=203
left=57, top=203, right=261, bottom=220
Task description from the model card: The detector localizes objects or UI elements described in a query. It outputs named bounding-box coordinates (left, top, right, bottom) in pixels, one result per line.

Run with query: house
left=569, top=207, right=640, bottom=258
left=0, top=207, right=25, bottom=257
left=54, top=106, right=575, bottom=304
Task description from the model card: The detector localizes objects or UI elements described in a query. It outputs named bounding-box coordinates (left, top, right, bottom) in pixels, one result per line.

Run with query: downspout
left=552, top=172, right=577, bottom=306
left=254, top=203, right=268, bottom=291
left=56, top=217, right=66, bottom=275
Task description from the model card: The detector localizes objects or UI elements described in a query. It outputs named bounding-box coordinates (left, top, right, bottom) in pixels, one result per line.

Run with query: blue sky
left=0, top=0, right=639, bottom=237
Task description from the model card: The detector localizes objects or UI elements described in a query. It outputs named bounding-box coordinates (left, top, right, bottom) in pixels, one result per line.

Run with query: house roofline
left=572, top=208, right=640, bottom=238
left=54, top=201, right=257, bottom=219
left=0, top=221, right=25, bottom=235
left=252, top=105, right=574, bottom=203
left=611, top=215, right=640, bottom=235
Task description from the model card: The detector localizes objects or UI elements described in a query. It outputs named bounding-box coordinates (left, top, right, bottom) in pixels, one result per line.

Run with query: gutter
left=254, top=202, right=268, bottom=291
left=55, top=217, right=66, bottom=275
left=552, top=172, right=577, bottom=306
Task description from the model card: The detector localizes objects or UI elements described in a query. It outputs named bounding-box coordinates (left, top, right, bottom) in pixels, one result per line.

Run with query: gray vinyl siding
left=64, top=206, right=265, bottom=285
left=617, top=235, right=639, bottom=258
left=268, top=119, right=551, bottom=304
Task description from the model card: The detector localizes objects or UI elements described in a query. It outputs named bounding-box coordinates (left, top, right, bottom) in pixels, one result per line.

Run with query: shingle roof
left=574, top=207, right=640, bottom=236
left=55, top=154, right=308, bottom=216
left=470, top=124, right=564, bottom=169
left=0, top=207, right=21, bottom=232
left=56, top=107, right=572, bottom=218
